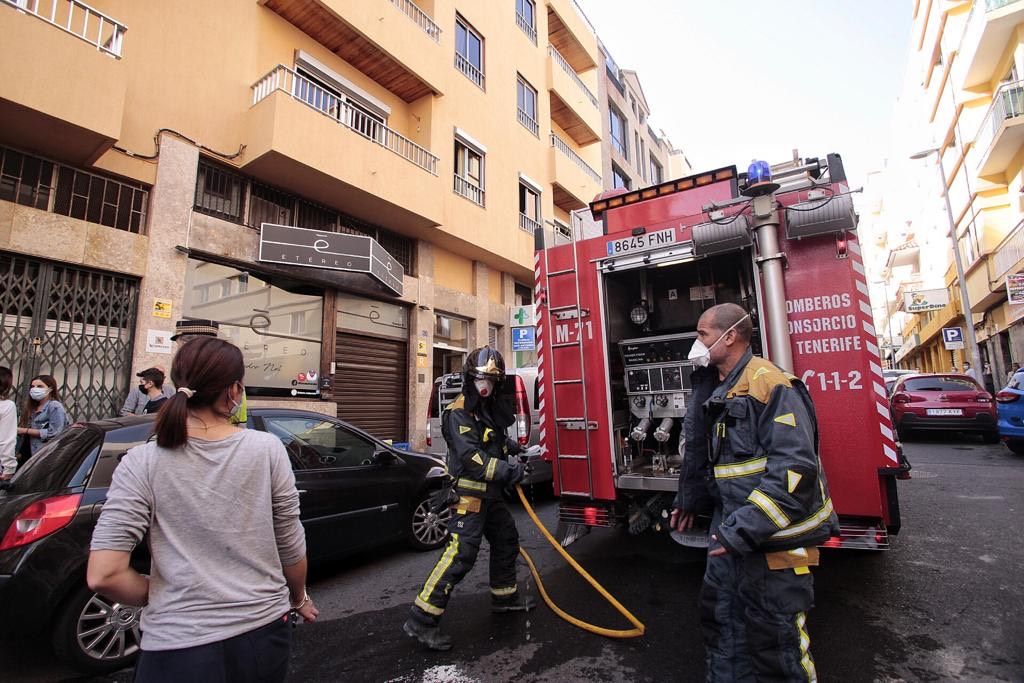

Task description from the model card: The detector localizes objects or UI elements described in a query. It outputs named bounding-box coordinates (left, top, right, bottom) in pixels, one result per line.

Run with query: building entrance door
left=0, top=251, right=139, bottom=421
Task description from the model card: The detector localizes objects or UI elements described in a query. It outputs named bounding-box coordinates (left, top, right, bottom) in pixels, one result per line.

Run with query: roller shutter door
left=335, top=332, right=408, bottom=442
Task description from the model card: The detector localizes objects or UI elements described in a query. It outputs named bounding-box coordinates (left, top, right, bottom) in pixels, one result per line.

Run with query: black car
left=0, top=409, right=450, bottom=674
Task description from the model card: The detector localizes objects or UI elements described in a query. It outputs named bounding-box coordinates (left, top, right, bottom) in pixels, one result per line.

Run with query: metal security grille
left=0, top=251, right=139, bottom=421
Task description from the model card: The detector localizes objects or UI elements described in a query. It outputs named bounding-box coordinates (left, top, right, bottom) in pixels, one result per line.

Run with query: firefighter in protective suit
left=403, top=347, right=536, bottom=651
left=672, top=303, right=838, bottom=682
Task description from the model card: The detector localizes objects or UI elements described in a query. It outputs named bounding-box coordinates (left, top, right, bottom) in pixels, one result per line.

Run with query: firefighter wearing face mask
left=403, top=347, right=535, bottom=651
left=680, top=303, right=838, bottom=683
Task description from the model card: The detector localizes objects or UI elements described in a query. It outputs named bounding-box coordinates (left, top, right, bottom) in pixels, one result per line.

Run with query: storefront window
left=183, top=259, right=323, bottom=397
left=433, top=313, right=469, bottom=381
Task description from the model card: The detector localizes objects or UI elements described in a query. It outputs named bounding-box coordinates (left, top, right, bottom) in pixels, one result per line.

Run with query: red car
left=890, top=373, right=999, bottom=442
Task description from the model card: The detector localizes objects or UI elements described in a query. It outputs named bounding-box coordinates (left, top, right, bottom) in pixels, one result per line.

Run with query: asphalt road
left=4, top=435, right=1023, bottom=682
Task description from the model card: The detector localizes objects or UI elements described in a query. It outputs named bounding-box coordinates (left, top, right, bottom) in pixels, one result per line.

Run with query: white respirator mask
left=29, top=387, right=50, bottom=401
left=474, top=378, right=495, bottom=398
left=688, top=314, right=750, bottom=368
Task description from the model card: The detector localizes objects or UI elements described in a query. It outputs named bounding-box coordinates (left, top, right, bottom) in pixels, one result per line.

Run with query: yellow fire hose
left=515, top=485, right=646, bottom=638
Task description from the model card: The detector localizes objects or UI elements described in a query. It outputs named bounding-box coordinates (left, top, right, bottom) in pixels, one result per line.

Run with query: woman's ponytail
left=153, top=337, right=245, bottom=449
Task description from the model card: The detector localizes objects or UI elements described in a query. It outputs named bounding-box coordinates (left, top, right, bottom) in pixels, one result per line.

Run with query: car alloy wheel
left=76, top=592, right=142, bottom=663
left=411, top=496, right=451, bottom=549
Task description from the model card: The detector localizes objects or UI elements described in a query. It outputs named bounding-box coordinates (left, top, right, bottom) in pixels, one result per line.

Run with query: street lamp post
left=910, top=147, right=983, bottom=375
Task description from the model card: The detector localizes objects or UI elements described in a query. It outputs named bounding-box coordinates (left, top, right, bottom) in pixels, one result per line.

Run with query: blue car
left=995, top=371, right=1024, bottom=454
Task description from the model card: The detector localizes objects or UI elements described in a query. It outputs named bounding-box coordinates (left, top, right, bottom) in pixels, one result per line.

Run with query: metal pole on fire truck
left=744, top=160, right=795, bottom=373
left=910, top=148, right=984, bottom=376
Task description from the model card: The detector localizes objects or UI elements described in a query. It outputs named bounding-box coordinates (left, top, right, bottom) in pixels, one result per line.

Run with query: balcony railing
left=517, top=108, right=539, bottom=137
left=519, top=213, right=541, bottom=235
left=550, top=133, right=601, bottom=184
left=3, top=0, right=126, bottom=57
left=986, top=0, right=1023, bottom=11
left=388, top=0, right=441, bottom=43
left=516, top=11, right=537, bottom=44
left=453, top=175, right=485, bottom=207
left=455, top=53, right=485, bottom=90
left=973, top=80, right=1024, bottom=171
left=548, top=45, right=598, bottom=107
left=993, top=217, right=1024, bottom=279
left=251, top=65, right=438, bottom=175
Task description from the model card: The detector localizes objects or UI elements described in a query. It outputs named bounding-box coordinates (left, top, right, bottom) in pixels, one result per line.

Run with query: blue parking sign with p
left=942, top=327, right=964, bottom=349
left=512, top=327, right=536, bottom=351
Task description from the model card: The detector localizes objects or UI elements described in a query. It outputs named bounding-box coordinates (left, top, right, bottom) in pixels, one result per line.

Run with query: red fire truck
left=533, top=154, right=908, bottom=549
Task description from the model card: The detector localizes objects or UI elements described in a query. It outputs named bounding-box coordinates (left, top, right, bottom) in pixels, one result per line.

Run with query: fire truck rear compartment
left=602, top=248, right=760, bottom=494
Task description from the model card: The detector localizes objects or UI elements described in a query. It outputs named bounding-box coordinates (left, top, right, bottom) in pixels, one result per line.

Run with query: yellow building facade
left=885, top=0, right=1024, bottom=387
left=0, top=0, right=605, bottom=445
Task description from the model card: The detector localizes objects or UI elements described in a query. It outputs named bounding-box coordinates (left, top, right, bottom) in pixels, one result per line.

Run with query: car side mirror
left=373, top=449, right=398, bottom=466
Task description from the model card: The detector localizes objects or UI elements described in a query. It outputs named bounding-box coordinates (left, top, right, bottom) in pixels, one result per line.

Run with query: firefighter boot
left=491, top=590, right=537, bottom=613
left=403, top=617, right=453, bottom=651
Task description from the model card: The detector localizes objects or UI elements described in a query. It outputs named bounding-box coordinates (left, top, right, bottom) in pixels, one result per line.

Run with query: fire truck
left=533, top=153, right=909, bottom=549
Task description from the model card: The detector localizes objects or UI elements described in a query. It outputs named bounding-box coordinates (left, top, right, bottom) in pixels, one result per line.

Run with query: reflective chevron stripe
left=748, top=489, right=790, bottom=528
left=771, top=498, right=834, bottom=540
left=714, top=456, right=767, bottom=479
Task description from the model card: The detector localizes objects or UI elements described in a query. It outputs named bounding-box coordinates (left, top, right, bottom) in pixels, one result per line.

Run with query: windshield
left=9, top=426, right=102, bottom=493
left=902, top=377, right=978, bottom=392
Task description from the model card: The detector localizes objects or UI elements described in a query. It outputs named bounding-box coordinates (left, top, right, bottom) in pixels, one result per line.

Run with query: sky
left=575, top=0, right=913, bottom=189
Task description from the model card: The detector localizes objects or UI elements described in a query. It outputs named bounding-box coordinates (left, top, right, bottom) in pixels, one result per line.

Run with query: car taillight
left=426, top=421, right=432, bottom=448
left=891, top=392, right=911, bottom=404
left=995, top=390, right=1019, bottom=404
left=976, top=392, right=993, bottom=403
left=514, top=376, right=531, bottom=447
left=0, top=494, right=82, bottom=551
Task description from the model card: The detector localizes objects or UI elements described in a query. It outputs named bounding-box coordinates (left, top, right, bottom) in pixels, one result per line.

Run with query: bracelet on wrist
left=290, top=590, right=311, bottom=610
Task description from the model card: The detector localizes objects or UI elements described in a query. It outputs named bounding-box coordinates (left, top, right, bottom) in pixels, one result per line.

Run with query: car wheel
left=982, top=431, right=1001, bottom=444
left=408, top=492, right=451, bottom=551
left=1006, top=439, right=1024, bottom=455
left=52, top=582, right=142, bottom=675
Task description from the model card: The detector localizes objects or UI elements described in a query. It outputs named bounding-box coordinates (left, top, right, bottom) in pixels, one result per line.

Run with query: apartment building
left=871, top=0, right=1024, bottom=382
left=0, top=0, right=605, bottom=446
left=596, top=41, right=684, bottom=192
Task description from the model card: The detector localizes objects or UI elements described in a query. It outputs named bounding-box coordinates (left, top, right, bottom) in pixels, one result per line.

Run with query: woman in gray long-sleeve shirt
left=88, top=338, right=318, bottom=682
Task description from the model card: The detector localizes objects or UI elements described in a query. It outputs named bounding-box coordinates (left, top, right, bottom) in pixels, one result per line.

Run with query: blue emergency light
left=747, top=160, right=772, bottom=184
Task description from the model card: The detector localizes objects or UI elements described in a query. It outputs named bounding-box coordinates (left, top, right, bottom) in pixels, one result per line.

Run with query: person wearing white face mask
left=405, top=346, right=535, bottom=651
left=16, top=374, right=69, bottom=461
left=671, top=303, right=837, bottom=683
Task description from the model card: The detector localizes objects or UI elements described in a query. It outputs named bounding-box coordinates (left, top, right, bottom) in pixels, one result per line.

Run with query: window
left=612, top=164, right=631, bottom=190
left=454, top=139, right=485, bottom=206
left=0, top=146, right=53, bottom=210
left=263, top=417, right=376, bottom=469
left=515, top=0, right=537, bottom=44
left=183, top=259, right=324, bottom=397
left=650, top=156, right=664, bottom=184
left=609, top=107, right=627, bottom=159
left=249, top=182, right=293, bottom=227
left=639, top=136, right=646, bottom=181
left=519, top=181, right=541, bottom=233
left=455, top=15, right=485, bottom=89
left=516, top=76, right=539, bottom=136
left=489, top=325, right=499, bottom=349
left=634, top=131, right=640, bottom=170
left=196, top=160, right=244, bottom=223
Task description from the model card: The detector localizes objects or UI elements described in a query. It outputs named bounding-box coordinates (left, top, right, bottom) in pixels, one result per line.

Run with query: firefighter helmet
left=463, top=346, right=506, bottom=385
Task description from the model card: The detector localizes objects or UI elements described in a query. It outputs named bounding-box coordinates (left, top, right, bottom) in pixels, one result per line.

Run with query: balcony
left=517, top=107, right=539, bottom=137
left=453, top=174, right=485, bottom=207
left=260, top=0, right=444, bottom=102
left=955, top=0, right=1024, bottom=90
left=245, top=67, right=442, bottom=233
left=548, top=45, right=600, bottom=146
left=546, top=0, right=599, bottom=72
left=516, top=10, right=537, bottom=45
left=519, top=213, right=542, bottom=236
left=549, top=133, right=601, bottom=211
left=973, top=81, right=1024, bottom=178
left=0, top=0, right=127, bottom=163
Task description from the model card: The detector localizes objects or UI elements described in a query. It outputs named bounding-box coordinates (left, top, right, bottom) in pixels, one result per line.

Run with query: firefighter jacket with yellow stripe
left=442, top=394, right=520, bottom=500
left=704, top=349, right=839, bottom=555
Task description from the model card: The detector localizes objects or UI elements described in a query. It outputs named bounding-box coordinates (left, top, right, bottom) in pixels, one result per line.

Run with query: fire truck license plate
left=926, top=409, right=963, bottom=416
left=606, top=228, right=677, bottom=256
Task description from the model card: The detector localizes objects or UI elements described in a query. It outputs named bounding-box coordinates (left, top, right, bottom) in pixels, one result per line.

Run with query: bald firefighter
left=403, top=347, right=536, bottom=651
left=671, top=303, right=838, bottom=682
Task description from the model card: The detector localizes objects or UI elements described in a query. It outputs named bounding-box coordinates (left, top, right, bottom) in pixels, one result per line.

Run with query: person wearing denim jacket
left=16, top=375, right=69, bottom=459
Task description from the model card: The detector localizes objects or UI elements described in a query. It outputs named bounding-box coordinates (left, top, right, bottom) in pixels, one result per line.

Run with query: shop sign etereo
left=258, top=223, right=404, bottom=296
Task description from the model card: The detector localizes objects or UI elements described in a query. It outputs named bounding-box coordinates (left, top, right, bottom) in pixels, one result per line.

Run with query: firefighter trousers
left=700, top=519, right=817, bottom=682
left=411, top=497, right=520, bottom=624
